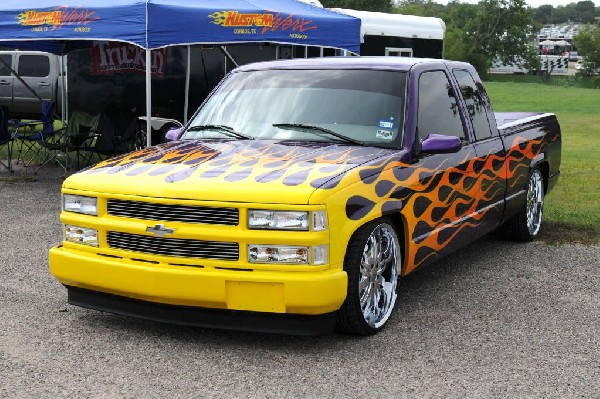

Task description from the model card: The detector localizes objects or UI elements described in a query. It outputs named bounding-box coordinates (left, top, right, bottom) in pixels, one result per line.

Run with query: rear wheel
left=501, top=167, right=545, bottom=241
left=336, top=218, right=401, bottom=335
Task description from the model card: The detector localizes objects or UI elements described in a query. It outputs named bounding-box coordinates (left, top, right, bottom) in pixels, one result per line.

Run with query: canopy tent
left=0, top=0, right=361, bottom=146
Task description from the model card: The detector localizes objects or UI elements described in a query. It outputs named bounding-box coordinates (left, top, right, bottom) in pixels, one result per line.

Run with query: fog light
left=64, top=225, right=98, bottom=247
left=248, top=245, right=309, bottom=264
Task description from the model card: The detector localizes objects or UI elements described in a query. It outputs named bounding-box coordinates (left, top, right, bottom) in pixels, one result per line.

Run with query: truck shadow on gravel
left=69, top=233, right=533, bottom=350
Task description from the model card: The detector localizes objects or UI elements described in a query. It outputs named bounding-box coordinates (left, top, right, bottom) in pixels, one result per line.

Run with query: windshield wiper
left=273, top=123, right=366, bottom=146
left=186, top=124, right=254, bottom=140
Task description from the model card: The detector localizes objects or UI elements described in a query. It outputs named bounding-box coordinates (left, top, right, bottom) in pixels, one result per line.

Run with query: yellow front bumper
left=49, top=245, right=347, bottom=315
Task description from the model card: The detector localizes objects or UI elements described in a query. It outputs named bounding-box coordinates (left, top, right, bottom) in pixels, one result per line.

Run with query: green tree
left=531, top=4, right=554, bottom=25
left=573, top=25, right=600, bottom=75
left=393, top=0, right=445, bottom=17
left=462, top=0, right=534, bottom=76
left=319, top=0, right=393, bottom=12
left=572, top=1, right=597, bottom=24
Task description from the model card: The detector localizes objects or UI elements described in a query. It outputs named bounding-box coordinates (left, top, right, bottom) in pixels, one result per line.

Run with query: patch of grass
left=485, top=82, right=600, bottom=244
left=539, top=221, right=599, bottom=246
left=486, top=73, right=600, bottom=89
left=0, top=175, right=38, bottom=184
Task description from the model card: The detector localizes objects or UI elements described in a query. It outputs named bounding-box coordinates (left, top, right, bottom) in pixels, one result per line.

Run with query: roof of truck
left=235, top=56, right=467, bottom=72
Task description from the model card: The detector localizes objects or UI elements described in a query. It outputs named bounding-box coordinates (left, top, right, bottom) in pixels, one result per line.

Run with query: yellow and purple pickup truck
left=49, top=57, right=561, bottom=335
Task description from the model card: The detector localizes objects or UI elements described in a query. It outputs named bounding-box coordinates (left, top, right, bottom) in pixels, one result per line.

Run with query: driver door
left=400, top=69, right=480, bottom=271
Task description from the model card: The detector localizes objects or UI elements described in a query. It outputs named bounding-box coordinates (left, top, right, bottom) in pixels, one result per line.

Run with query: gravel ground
left=1, top=164, right=599, bottom=398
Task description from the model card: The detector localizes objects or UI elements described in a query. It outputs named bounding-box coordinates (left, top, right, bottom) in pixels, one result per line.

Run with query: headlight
left=248, top=210, right=327, bottom=231
left=63, top=194, right=98, bottom=216
left=64, top=225, right=98, bottom=247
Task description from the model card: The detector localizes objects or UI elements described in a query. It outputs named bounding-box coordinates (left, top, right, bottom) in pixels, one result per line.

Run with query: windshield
left=183, top=69, right=407, bottom=148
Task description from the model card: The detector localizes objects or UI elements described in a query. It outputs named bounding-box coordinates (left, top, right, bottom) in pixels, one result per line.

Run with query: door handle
left=0, top=80, right=10, bottom=85
left=38, top=82, right=51, bottom=86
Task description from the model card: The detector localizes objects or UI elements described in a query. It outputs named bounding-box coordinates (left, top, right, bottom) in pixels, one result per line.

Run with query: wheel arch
left=530, top=156, right=549, bottom=194
left=344, top=211, right=409, bottom=276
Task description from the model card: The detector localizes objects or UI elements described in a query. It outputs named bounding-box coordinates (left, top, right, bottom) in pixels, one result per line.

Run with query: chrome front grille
left=107, top=199, right=239, bottom=225
left=107, top=231, right=239, bottom=261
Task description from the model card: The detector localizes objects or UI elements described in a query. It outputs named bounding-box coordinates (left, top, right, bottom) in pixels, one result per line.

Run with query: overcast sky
left=434, top=0, right=600, bottom=6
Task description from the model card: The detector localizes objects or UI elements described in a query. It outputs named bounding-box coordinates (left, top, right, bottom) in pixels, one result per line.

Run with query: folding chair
left=35, top=110, right=101, bottom=175
left=12, top=100, right=56, bottom=168
left=80, top=110, right=140, bottom=165
left=0, top=105, right=14, bottom=173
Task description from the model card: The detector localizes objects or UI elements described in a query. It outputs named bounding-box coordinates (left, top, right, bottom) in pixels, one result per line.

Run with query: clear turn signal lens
left=312, top=245, right=328, bottom=265
left=312, top=211, right=327, bottom=231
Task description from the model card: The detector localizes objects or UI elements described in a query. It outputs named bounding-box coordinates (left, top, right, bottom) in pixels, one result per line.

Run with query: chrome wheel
left=358, top=223, right=400, bottom=329
left=526, top=169, right=544, bottom=236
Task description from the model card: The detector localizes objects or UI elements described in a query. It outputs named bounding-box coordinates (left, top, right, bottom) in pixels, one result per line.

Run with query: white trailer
left=330, top=9, right=446, bottom=58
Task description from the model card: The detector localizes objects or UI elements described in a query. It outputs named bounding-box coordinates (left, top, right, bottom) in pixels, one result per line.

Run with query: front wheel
left=336, top=218, right=401, bottom=335
left=500, top=167, right=545, bottom=241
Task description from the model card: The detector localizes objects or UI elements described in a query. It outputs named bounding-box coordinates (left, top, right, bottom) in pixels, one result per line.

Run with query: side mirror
left=421, top=134, right=462, bottom=154
left=165, top=126, right=184, bottom=142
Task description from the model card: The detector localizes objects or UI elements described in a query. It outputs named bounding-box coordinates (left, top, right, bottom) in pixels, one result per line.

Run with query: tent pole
left=219, top=46, right=238, bottom=68
left=59, top=55, right=67, bottom=125
left=184, top=45, right=191, bottom=124
left=145, top=48, right=152, bottom=147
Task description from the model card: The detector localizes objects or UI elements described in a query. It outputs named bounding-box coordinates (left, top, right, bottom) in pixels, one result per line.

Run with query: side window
left=0, top=54, right=12, bottom=77
left=17, top=55, right=50, bottom=78
left=453, top=69, right=494, bottom=141
left=417, top=70, right=466, bottom=142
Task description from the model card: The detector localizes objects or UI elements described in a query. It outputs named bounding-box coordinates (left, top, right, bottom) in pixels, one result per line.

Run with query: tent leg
left=184, top=46, right=191, bottom=124
left=219, top=46, right=239, bottom=68
left=146, top=48, right=152, bottom=148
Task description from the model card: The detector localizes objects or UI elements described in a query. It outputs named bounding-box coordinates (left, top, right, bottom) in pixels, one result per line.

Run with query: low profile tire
left=336, top=218, right=401, bottom=335
left=500, top=167, right=545, bottom=242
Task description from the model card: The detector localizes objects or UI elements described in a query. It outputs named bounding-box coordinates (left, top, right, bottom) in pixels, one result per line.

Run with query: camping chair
left=79, top=110, right=140, bottom=165
left=11, top=100, right=56, bottom=168
left=35, top=110, right=101, bottom=175
left=0, top=105, right=14, bottom=172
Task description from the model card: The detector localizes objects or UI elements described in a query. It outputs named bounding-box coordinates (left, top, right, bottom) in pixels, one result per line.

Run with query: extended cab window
left=417, top=71, right=466, bottom=141
left=0, top=55, right=12, bottom=76
left=453, top=69, right=494, bottom=141
left=18, top=55, right=50, bottom=78
left=185, top=69, right=407, bottom=148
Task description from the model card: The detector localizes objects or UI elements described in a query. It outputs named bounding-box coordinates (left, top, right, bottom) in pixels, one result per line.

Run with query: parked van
left=0, top=50, right=63, bottom=119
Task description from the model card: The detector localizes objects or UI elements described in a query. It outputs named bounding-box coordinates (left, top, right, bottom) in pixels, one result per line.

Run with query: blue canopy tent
left=0, top=0, right=360, bottom=146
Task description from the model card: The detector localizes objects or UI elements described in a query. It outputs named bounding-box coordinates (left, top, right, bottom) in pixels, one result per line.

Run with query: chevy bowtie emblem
left=146, top=224, right=175, bottom=237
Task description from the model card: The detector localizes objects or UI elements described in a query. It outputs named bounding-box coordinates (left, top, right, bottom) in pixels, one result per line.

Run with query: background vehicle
left=0, top=50, right=64, bottom=119
left=49, top=58, right=561, bottom=336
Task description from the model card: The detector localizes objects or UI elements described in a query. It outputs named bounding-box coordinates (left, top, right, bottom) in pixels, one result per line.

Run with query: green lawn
left=485, top=81, right=600, bottom=244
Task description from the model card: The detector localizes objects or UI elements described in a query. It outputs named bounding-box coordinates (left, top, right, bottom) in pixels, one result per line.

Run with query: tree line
left=320, top=0, right=600, bottom=77
left=320, top=0, right=599, bottom=25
